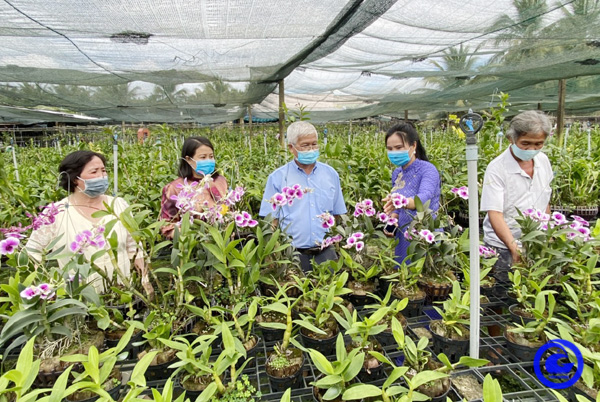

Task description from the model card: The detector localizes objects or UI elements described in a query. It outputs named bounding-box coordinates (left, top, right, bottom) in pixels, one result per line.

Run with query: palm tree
left=92, top=83, right=140, bottom=107
left=426, top=44, right=480, bottom=89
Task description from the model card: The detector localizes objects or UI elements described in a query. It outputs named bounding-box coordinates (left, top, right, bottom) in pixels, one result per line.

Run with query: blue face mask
left=194, top=159, right=216, bottom=176
left=388, top=150, right=411, bottom=167
left=296, top=149, right=320, bottom=165
left=78, top=176, right=109, bottom=198
left=511, top=144, right=541, bottom=161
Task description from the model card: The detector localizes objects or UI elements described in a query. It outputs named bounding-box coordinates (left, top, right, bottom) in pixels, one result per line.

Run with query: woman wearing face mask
left=26, top=150, right=154, bottom=297
left=382, top=123, right=441, bottom=264
left=160, top=136, right=228, bottom=239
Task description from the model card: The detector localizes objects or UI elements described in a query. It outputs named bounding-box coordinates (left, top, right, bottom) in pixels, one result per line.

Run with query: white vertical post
left=264, top=129, right=268, bottom=156
left=563, top=125, right=570, bottom=149
left=463, top=111, right=481, bottom=359
left=113, top=134, right=118, bottom=195
left=587, top=127, right=592, bottom=157
left=11, top=141, right=19, bottom=182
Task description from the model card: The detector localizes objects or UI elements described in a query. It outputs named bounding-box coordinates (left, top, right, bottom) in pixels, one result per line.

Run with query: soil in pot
left=257, top=312, right=286, bottom=343
left=36, top=330, right=105, bottom=387
left=392, top=286, right=426, bottom=318
left=346, top=339, right=384, bottom=382
left=234, top=334, right=260, bottom=371
left=265, top=348, right=305, bottom=392
left=505, top=326, right=546, bottom=361
left=67, top=369, right=121, bottom=402
left=375, top=312, right=407, bottom=348
left=408, top=364, right=451, bottom=401
left=180, top=373, right=214, bottom=399
left=347, top=280, right=376, bottom=306
left=453, top=374, right=483, bottom=401
left=430, top=321, right=470, bottom=362
left=508, top=304, right=538, bottom=325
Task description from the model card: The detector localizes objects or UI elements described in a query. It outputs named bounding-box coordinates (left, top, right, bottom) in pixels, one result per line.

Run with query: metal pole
left=11, top=139, right=19, bottom=182
left=459, top=110, right=482, bottom=359
left=587, top=125, right=591, bottom=157
left=278, top=79, right=285, bottom=148
left=113, top=134, right=118, bottom=195
left=563, top=125, right=570, bottom=149
left=264, top=129, right=268, bottom=156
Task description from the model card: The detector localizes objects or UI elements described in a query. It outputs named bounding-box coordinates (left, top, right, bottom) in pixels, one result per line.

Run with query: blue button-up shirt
left=259, top=160, right=347, bottom=248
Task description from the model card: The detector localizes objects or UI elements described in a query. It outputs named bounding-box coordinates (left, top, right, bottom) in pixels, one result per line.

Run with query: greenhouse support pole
left=113, top=134, right=118, bottom=195
left=563, top=125, right=570, bottom=149
left=264, top=129, right=268, bottom=156
left=459, top=111, right=482, bottom=359
left=278, top=80, right=285, bottom=148
left=11, top=138, right=19, bottom=182
left=556, top=79, right=566, bottom=145
left=248, top=105, right=253, bottom=136
left=587, top=125, right=592, bottom=157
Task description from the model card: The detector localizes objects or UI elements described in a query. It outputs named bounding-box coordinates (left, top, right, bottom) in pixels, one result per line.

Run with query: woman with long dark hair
left=160, top=136, right=228, bottom=238
left=383, top=123, right=441, bottom=263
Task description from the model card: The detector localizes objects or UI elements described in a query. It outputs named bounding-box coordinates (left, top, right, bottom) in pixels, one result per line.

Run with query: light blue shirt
left=259, top=160, right=347, bottom=248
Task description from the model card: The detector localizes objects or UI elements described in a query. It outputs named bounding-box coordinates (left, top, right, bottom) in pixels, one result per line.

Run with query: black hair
left=58, top=150, right=107, bottom=193
left=384, top=123, right=429, bottom=162
left=178, top=136, right=220, bottom=180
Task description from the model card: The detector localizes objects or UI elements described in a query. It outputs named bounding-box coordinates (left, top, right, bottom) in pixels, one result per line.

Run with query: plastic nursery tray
left=450, top=363, right=558, bottom=402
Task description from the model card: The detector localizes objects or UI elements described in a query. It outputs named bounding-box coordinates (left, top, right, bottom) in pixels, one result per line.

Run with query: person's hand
left=382, top=195, right=395, bottom=216
left=142, top=276, right=155, bottom=301
left=509, top=248, right=521, bottom=265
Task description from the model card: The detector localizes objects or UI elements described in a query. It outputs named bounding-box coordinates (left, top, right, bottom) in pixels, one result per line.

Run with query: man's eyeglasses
left=295, top=144, right=319, bottom=151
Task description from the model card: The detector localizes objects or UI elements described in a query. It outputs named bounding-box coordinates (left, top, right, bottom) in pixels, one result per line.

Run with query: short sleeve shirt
left=259, top=160, right=347, bottom=248
left=480, top=148, right=553, bottom=248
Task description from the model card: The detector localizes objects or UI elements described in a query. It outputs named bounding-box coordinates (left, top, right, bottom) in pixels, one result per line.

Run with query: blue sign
left=534, top=339, right=583, bottom=389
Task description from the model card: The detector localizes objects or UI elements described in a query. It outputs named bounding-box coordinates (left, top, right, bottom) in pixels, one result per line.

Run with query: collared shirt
left=259, top=160, right=347, bottom=248
left=480, top=147, right=553, bottom=248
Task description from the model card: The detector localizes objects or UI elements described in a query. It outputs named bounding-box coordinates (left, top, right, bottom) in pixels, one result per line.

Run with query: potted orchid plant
left=405, top=198, right=461, bottom=302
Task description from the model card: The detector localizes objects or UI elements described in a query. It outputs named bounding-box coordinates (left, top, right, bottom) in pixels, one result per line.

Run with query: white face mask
left=77, top=176, right=109, bottom=197
left=511, top=144, right=541, bottom=161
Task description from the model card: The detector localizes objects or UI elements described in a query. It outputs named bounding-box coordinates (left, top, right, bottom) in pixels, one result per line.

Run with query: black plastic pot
left=376, top=329, right=397, bottom=348
left=508, top=304, right=537, bottom=325
left=105, top=297, right=145, bottom=318
left=428, top=380, right=452, bottom=402
left=568, top=382, right=597, bottom=402
left=404, top=296, right=426, bottom=318
left=178, top=374, right=216, bottom=400
left=419, top=281, right=452, bottom=304
left=260, top=325, right=285, bottom=343
left=480, top=284, right=497, bottom=298
left=430, top=323, right=469, bottom=362
left=504, top=335, right=541, bottom=362
left=144, top=353, right=177, bottom=381
left=358, top=360, right=385, bottom=383
left=236, top=335, right=261, bottom=371
left=300, top=328, right=338, bottom=356
left=266, top=351, right=305, bottom=393
left=67, top=374, right=122, bottom=402
left=105, top=329, right=144, bottom=359
left=36, top=363, right=81, bottom=388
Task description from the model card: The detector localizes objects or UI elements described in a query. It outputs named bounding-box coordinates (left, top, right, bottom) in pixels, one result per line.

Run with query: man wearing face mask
left=26, top=150, right=154, bottom=298
left=481, top=111, right=553, bottom=285
left=259, top=121, right=347, bottom=272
